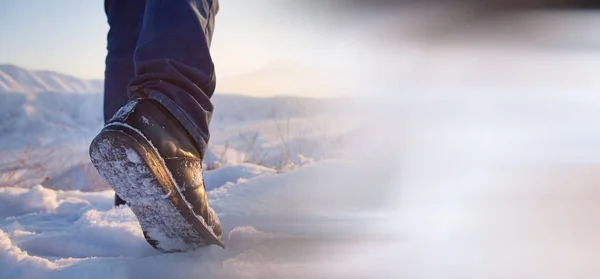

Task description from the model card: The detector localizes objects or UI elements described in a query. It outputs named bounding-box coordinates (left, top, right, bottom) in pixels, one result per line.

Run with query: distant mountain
left=216, top=59, right=346, bottom=98
left=0, top=64, right=358, bottom=189
left=0, top=64, right=103, bottom=94
left=210, top=93, right=354, bottom=123
left=0, top=64, right=355, bottom=150
left=0, top=64, right=104, bottom=149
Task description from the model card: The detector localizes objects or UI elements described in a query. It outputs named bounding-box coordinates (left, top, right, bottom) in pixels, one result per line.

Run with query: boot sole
left=89, top=123, right=224, bottom=252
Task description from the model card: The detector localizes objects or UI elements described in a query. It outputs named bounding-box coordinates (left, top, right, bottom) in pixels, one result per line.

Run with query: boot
left=89, top=93, right=223, bottom=252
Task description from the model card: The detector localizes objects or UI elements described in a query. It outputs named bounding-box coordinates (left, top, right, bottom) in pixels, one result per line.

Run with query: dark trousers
left=103, top=0, right=218, bottom=205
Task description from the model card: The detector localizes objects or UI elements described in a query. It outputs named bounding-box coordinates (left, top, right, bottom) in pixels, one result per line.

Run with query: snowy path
left=6, top=159, right=600, bottom=279
left=5, top=77, right=600, bottom=278
left=1, top=161, right=398, bottom=279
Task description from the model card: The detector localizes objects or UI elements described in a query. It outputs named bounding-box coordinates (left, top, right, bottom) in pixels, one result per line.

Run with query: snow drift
left=0, top=160, right=393, bottom=279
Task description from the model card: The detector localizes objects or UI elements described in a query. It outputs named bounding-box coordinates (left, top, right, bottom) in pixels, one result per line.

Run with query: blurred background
left=2, top=0, right=600, bottom=278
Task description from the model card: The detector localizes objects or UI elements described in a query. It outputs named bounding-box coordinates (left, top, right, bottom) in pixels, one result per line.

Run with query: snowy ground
left=4, top=65, right=600, bottom=278
left=1, top=161, right=397, bottom=279
left=0, top=111, right=395, bottom=278
left=1, top=65, right=396, bottom=278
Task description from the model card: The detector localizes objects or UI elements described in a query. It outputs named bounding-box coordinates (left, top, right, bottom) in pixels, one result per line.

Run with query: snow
left=42, top=162, right=110, bottom=192
left=160, top=190, right=172, bottom=199
left=0, top=65, right=359, bottom=189
left=0, top=64, right=102, bottom=94
left=141, top=115, right=150, bottom=125
left=0, top=160, right=388, bottom=279
left=203, top=163, right=276, bottom=191
left=125, top=148, right=141, bottom=164
left=6, top=63, right=600, bottom=278
left=1, top=65, right=381, bottom=278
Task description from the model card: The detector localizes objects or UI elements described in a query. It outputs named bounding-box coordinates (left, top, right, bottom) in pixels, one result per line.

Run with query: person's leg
left=129, top=0, right=219, bottom=157
left=91, top=0, right=223, bottom=252
left=103, top=0, right=147, bottom=206
left=103, top=0, right=146, bottom=123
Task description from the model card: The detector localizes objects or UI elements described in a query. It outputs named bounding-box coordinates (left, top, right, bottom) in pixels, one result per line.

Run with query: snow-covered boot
left=89, top=93, right=223, bottom=252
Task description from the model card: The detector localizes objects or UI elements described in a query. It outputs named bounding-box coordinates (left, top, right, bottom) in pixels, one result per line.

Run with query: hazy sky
left=0, top=1, right=358, bottom=80
left=2, top=2, right=599, bottom=97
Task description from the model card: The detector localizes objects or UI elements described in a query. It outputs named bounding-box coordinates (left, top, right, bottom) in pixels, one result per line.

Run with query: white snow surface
left=0, top=160, right=392, bottom=279
left=0, top=64, right=360, bottom=189
left=6, top=65, right=600, bottom=278
left=0, top=64, right=103, bottom=94
left=1, top=65, right=383, bottom=279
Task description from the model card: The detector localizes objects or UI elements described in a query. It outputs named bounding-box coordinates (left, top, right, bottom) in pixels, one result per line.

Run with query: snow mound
left=210, top=94, right=355, bottom=123
left=0, top=185, right=113, bottom=220
left=0, top=64, right=102, bottom=94
left=0, top=161, right=388, bottom=279
left=0, top=90, right=103, bottom=149
left=204, top=163, right=276, bottom=191
left=42, top=163, right=110, bottom=192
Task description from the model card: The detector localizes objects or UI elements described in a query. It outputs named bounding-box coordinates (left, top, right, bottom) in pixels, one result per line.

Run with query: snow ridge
left=0, top=64, right=102, bottom=94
